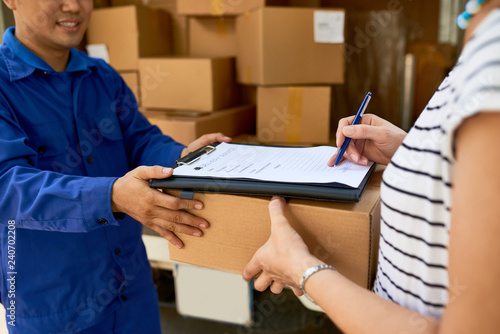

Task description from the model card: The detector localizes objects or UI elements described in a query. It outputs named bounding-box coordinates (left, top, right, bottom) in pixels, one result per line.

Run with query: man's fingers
left=155, top=205, right=208, bottom=229
left=134, top=165, right=173, bottom=181
left=149, top=224, right=184, bottom=249
left=198, top=133, right=232, bottom=147
left=212, top=132, right=232, bottom=143
left=151, top=190, right=205, bottom=214
left=151, top=216, right=204, bottom=237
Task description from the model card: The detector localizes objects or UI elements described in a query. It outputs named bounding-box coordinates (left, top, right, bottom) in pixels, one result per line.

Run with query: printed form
left=173, top=143, right=373, bottom=188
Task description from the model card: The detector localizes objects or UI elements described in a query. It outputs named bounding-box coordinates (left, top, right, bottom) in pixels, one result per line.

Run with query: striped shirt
left=373, top=9, right=500, bottom=318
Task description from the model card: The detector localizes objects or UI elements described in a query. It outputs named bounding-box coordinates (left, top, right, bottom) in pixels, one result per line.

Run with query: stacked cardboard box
left=138, top=57, right=238, bottom=111
left=237, top=6, right=344, bottom=145
left=175, top=1, right=346, bottom=145
left=86, top=5, right=171, bottom=107
left=257, top=86, right=331, bottom=145
left=87, top=3, right=251, bottom=142
left=236, top=7, right=345, bottom=86
left=142, top=105, right=256, bottom=145
left=110, top=0, right=188, bottom=55
left=86, top=5, right=171, bottom=71
left=188, top=16, right=237, bottom=58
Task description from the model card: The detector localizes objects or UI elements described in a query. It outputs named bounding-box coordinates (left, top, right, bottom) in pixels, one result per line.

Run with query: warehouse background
left=0, top=0, right=467, bottom=333
left=0, top=0, right=467, bottom=144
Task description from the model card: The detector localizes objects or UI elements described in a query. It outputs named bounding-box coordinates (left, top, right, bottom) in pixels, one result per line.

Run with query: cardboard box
left=257, top=86, right=331, bottom=145
left=93, top=0, right=111, bottom=8
left=111, top=0, right=189, bottom=55
left=236, top=7, right=345, bottom=85
left=119, top=71, right=141, bottom=106
left=141, top=105, right=256, bottom=145
left=177, top=0, right=288, bottom=16
left=110, top=0, right=145, bottom=4
left=86, top=5, right=171, bottom=71
left=239, top=85, right=257, bottom=106
left=189, top=17, right=237, bottom=57
left=165, top=167, right=382, bottom=289
left=139, top=57, right=239, bottom=111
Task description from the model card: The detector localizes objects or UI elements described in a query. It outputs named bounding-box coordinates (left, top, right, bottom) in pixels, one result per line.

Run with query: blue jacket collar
left=1, top=26, right=95, bottom=81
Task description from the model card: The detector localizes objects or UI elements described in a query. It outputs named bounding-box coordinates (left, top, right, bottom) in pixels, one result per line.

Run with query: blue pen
left=333, top=92, right=372, bottom=166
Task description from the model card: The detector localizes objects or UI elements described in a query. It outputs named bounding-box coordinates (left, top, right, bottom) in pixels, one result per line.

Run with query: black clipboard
left=150, top=143, right=376, bottom=202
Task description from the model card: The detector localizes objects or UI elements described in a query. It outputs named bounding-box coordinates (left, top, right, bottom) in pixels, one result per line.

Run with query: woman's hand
left=242, top=197, right=324, bottom=296
left=328, top=114, right=407, bottom=166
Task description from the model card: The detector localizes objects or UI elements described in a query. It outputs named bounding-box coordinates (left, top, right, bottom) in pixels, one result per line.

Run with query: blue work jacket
left=0, top=27, right=184, bottom=333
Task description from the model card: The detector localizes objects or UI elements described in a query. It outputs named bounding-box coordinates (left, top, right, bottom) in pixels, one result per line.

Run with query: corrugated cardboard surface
left=257, top=86, right=331, bottom=145
left=141, top=105, right=256, bottom=145
left=119, top=71, right=141, bottom=106
left=236, top=7, right=345, bottom=85
left=87, top=5, right=171, bottom=71
left=189, top=17, right=237, bottom=57
left=167, top=168, right=382, bottom=289
left=177, top=0, right=288, bottom=16
left=139, top=57, right=238, bottom=111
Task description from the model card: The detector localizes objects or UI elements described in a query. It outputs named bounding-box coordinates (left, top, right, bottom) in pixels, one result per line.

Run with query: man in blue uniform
left=0, top=0, right=230, bottom=332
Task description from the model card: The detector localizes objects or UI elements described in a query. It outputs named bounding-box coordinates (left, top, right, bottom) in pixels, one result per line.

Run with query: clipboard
left=150, top=142, right=376, bottom=202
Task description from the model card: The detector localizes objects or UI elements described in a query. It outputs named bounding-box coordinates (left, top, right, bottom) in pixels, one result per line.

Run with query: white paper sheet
left=173, top=143, right=373, bottom=188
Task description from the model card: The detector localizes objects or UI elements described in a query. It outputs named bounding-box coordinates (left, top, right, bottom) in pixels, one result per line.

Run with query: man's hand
left=111, top=166, right=208, bottom=249
left=328, top=114, right=407, bottom=166
left=181, top=133, right=232, bottom=158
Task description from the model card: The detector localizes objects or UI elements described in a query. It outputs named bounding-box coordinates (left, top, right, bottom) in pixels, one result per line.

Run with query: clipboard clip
left=175, top=144, right=217, bottom=167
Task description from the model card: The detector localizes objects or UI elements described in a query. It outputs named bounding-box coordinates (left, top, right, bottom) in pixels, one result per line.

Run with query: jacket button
left=87, top=156, right=94, bottom=163
left=97, top=218, right=108, bottom=225
left=115, top=248, right=121, bottom=256
left=121, top=294, right=127, bottom=301
left=38, top=145, right=47, bottom=154
left=113, top=212, right=126, bottom=220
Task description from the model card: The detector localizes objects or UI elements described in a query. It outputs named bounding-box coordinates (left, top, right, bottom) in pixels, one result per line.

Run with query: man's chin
left=56, top=36, right=86, bottom=50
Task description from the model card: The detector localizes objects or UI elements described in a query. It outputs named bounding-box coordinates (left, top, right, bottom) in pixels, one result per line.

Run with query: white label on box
left=86, top=44, right=110, bottom=63
left=314, top=11, right=345, bottom=44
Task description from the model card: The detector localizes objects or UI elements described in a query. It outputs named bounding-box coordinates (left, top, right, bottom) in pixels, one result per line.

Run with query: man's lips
left=57, top=21, right=79, bottom=28
left=56, top=18, right=83, bottom=32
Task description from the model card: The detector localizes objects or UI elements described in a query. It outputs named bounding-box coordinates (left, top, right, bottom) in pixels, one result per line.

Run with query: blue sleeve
left=110, top=69, right=185, bottom=169
left=0, top=109, right=120, bottom=232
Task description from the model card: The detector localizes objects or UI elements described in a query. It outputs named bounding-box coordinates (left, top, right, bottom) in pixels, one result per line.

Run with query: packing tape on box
left=216, top=19, right=228, bottom=38
left=211, top=0, right=225, bottom=16
left=286, top=87, right=303, bottom=143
